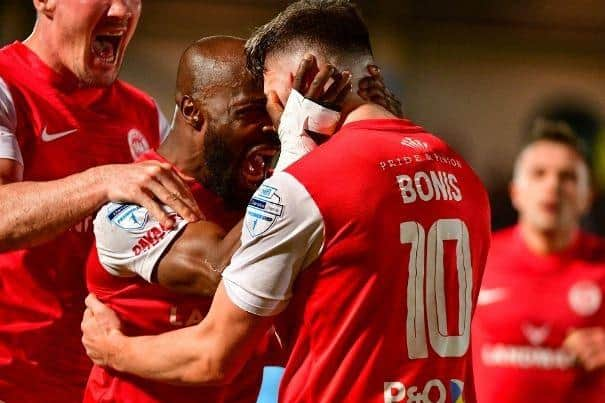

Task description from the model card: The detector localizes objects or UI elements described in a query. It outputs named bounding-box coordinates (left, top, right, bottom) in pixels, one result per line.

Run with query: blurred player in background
left=472, top=120, right=605, bottom=402
left=81, top=1, right=491, bottom=402
left=0, top=1, right=202, bottom=401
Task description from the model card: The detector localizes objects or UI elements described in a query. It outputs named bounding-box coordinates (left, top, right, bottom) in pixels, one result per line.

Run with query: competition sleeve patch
left=245, top=184, right=284, bottom=237
left=107, top=204, right=149, bottom=230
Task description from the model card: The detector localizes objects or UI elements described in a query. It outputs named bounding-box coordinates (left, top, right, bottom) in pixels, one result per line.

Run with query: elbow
left=178, top=359, right=235, bottom=386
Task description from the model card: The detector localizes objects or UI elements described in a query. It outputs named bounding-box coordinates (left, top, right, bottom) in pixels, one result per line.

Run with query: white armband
left=274, top=89, right=340, bottom=172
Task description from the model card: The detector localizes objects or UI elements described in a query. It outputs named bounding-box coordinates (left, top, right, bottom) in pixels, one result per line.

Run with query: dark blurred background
left=3, top=0, right=605, bottom=232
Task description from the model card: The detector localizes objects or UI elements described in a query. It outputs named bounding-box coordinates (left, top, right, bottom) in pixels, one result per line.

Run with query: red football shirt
left=222, top=119, right=492, bottom=403
left=472, top=226, right=605, bottom=402
left=85, top=150, right=274, bottom=402
left=0, top=42, right=166, bottom=401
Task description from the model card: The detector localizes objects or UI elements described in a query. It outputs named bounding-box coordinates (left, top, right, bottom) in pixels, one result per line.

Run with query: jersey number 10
left=401, top=219, right=472, bottom=359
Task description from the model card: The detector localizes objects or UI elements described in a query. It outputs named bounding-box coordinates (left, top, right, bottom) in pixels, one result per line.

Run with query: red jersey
left=85, top=150, right=271, bottom=402
left=0, top=42, right=166, bottom=402
left=222, top=119, right=491, bottom=403
left=472, top=226, right=605, bottom=402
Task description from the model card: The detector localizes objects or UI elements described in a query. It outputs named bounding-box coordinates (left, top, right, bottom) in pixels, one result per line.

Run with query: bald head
left=176, top=36, right=249, bottom=103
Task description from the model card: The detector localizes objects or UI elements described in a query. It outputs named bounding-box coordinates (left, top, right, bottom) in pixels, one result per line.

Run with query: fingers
left=133, top=189, right=175, bottom=229
left=367, top=64, right=385, bottom=87
left=85, top=293, right=105, bottom=314
left=150, top=163, right=201, bottom=222
left=292, top=54, right=318, bottom=93
left=266, top=91, right=284, bottom=129
left=323, top=71, right=352, bottom=105
left=306, top=64, right=336, bottom=100
left=564, top=328, right=605, bottom=371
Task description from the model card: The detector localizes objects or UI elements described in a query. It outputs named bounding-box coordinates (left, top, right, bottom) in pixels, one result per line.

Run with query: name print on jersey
left=397, top=171, right=462, bottom=204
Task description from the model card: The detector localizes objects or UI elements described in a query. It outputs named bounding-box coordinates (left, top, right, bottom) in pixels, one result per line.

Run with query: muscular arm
left=0, top=161, right=108, bottom=251
left=155, top=220, right=243, bottom=296
left=87, top=282, right=272, bottom=385
left=0, top=160, right=201, bottom=253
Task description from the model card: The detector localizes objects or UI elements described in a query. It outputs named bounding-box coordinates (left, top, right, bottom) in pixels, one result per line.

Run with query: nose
left=107, top=0, right=137, bottom=19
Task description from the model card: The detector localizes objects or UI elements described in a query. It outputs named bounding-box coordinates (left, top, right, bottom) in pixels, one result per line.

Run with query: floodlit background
left=3, top=0, right=605, bottom=232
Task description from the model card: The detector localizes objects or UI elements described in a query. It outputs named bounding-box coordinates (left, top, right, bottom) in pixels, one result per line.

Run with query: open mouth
left=246, top=144, right=280, bottom=183
left=91, top=32, right=124, bottom=65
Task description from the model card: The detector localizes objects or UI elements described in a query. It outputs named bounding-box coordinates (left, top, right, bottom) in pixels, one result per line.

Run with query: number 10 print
left=402, top=219, right=473, bottom=359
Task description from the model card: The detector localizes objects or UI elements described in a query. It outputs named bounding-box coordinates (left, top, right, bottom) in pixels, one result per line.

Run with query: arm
left=84, top=283, right=272, bottom=385
left=0, top=161, right=201, bottom=252
left=0, top=77, right=201, bottom=252
left=83, top=172, right=324, bottom=383
left=155, top=220, right=243, bottom=296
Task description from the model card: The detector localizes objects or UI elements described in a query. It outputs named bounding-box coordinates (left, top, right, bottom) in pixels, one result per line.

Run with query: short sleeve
left=94, top=202, right=188, bottom=282
left=222, top=172, right=325, bottom=317
left=0, top=75, right=22, bottom=165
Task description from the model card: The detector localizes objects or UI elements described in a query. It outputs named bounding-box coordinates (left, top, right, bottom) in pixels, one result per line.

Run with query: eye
left=530, top=168, right=546, bottom=179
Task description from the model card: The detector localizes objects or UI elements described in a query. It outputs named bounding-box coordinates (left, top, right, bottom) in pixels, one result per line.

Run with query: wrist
left=83, top=165, right=112, bottom=205
left=106, top=329, right=129, bottom=371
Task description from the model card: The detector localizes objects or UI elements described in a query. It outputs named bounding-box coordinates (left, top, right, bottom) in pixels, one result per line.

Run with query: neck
left=518, top=221, right=577, bottom=255
left=342, top=100, right=397, bottom=126
left=157, top=127, right=202, bottom=181
left=23, top=22, right=64, bottom=74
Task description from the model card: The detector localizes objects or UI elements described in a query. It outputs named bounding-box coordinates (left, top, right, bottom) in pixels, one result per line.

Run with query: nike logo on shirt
left=41, top=126, right=78, bottom=142
left=477, top=288, right=508, bottom=306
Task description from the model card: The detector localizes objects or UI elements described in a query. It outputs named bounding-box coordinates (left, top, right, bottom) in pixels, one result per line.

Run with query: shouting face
left=45, top=0, right=141, bottom=86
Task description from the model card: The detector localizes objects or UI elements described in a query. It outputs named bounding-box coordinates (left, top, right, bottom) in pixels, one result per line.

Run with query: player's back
left=281, top=119, right=491, bottom=403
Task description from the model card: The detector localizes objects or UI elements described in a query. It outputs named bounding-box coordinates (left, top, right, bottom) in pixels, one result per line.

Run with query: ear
left=33, top=0, right=57, bottom=18
left=179, top=95, right=204, bottom=131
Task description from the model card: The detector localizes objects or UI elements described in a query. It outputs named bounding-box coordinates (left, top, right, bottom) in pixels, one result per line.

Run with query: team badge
left=449, top=379, right=465, bottom=403
left=521, top=323, right=550, bottom=346
left=568, top=280, right=602, bottom=317
left=108, top=204, right=149, bottom=231
left=245, top=184, right=283, bottom=237
left=128, top=128, right=150, bottom=160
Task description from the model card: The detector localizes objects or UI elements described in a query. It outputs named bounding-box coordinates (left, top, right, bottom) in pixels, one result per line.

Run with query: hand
left=94, top=161, right=203, bottom=229
left=358, top=65, right=403, bottom=118
left=81, top=294, right=124, bottom=367
left=563, top=327, right=605, bottom=371
left=266, top=54, right=352, bottom=128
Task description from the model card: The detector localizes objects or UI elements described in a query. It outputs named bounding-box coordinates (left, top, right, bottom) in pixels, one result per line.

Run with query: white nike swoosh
left=477, top=288, right=508, bottom=306
left=41, top=126, right=78, bottom=142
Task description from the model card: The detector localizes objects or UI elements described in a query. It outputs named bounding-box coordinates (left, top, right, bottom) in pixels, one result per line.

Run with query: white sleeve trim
left=94, top=202, right=188, bottom=282
left=0, top=76, right=22, bottom=165
left=154, top=100, right=171, bottom=144
left=222, top=172, right=325, bottom=317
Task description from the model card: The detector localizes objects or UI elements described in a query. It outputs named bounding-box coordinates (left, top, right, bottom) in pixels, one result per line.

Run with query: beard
left=201, top=129, right=250, bottom=211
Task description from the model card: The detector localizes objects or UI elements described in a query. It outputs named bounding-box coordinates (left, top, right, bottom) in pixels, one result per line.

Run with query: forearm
left=0, top=167, right=107, bottom=251
left=110, top=320, right=227, bottom=385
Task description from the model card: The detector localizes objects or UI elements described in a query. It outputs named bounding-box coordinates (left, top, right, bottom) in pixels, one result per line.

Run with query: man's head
left=511, top=119, right=592, bottom=235
left=168, top=36, right=278, bottom=210
left=32, top=0, right=140, bottom=86
left=245, top=0, right=373, bottom=108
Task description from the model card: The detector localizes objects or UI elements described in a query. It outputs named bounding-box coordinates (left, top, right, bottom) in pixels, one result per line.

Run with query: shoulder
left=94, top=202, right=180, bottom=256
left=113, top=80, right=157, bottom=110
left=577, top=231, right=605, bottom=261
